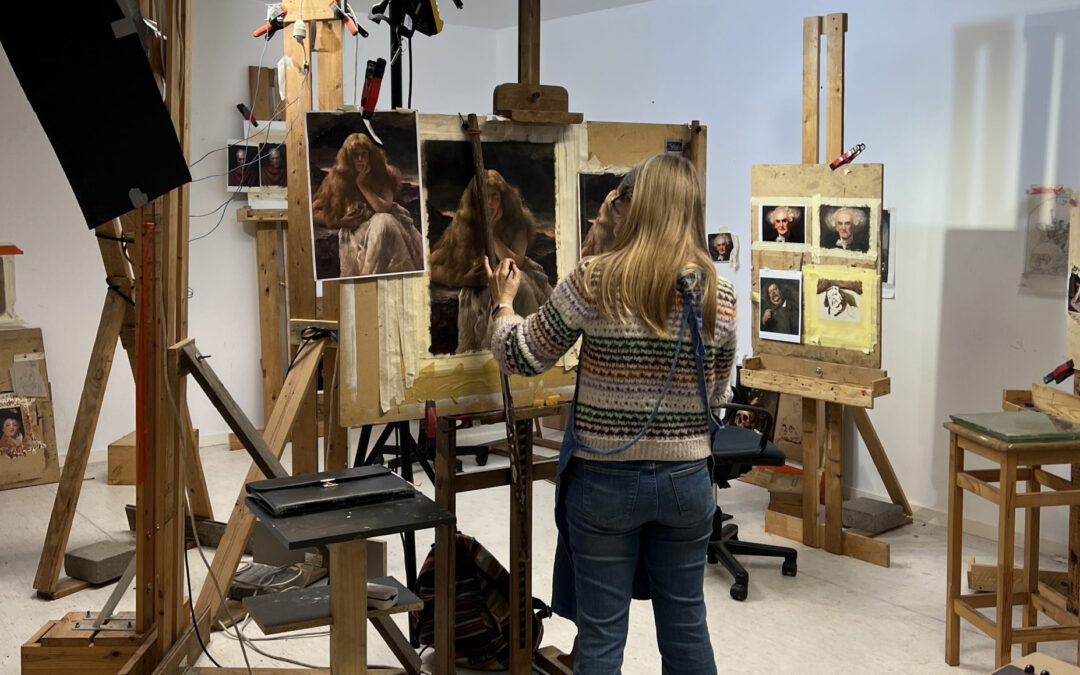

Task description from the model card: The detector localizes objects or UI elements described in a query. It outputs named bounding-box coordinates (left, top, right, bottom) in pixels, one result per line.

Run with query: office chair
left=707, top=398, right=798, bottom=601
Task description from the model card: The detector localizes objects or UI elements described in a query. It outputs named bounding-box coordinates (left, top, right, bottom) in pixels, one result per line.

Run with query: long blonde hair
left=585, top=154, right=716, bottom=338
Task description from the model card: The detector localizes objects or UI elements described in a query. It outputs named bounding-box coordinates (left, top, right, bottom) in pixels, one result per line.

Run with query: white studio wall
left=497, top=0, right=1080, bottom=545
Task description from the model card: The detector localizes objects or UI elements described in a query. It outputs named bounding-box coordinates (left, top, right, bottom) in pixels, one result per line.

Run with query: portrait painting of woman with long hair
left=307, top=112, right=425, bottom=280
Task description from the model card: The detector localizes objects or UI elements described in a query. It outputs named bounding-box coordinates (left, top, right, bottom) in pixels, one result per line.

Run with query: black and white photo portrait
left=759, top=270, right=802, bottom=343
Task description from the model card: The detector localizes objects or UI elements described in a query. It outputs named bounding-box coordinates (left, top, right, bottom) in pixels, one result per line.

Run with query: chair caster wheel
left=782, top=560, right=797, bottom=577
left=707, top=551, right=719, bottom=564
left=475, top=452, right=488, bottom=466
left=730, top=583, right=747, bottom=601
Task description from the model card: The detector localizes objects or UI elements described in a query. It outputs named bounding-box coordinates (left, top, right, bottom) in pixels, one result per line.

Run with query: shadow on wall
left=931, top=228, right=1065, bottom=509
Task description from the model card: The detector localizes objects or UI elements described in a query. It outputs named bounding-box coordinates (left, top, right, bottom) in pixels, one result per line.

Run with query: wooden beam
left=824, top=402, right=843, bottom=554
left=801, top=398, right=821, bottom=547
left=284, top=17, right=319, bottom=477
left=741, top=367, right=884, bottom=408
left=509, top=420, right=534, bottom=673
left=329, top=539, right=368, bottom=672
left=518, top=0, right=540, bottom=85
left=179, top=341, right=288, bottom=480
left=192, top=340, right=325, bottom=630
left=802, top=16, right=822, bottom=164
left=33, top=291, right=126, bottom=596
left=849, top=407, right=912, bottom=516
left=765, top=508, right=889, bottom=567
left=433, top=417, right=457, bottom=675
left=255, top=223, right=284, bottom=427
left=824, top=12, right=847, bottom=161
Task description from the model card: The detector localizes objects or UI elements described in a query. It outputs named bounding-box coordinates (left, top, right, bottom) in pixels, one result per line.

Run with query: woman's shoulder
left=715, top=273, right=736, bottom=304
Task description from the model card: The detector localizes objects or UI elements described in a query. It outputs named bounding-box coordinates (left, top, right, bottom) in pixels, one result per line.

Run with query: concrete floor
left=2, top=428, right=1078, bottom=674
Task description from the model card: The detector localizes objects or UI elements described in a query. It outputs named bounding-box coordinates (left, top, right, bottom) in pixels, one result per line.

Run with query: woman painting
left=311, top=132, right=423, bottom=278
left=486, top=154, right=733, bottom=674
left=429, top=169, right=553, bottom=352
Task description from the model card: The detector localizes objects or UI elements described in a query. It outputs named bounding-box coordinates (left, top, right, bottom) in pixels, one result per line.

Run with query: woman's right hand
left=484, top=256, right=521, bottom=307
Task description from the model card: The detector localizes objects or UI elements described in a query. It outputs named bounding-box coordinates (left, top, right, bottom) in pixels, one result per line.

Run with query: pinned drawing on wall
left=1068, top=266, right=1080, bottom=314
left=578, top=169, right=629, bottom=257
left=1021, top=185, right=1074, bottom=296
left=882, top=208, right=896, bottom=299
left=756, top=201, right=808, bottom=246
left=306, top=110, right=425, bottom=281
left=424, top=139, right=558, bottom=355
left=708, top=231, right=739, bottom=271
left=802, top=265, right=878, bottom=353
left=759, top=269, right=802, bottom=344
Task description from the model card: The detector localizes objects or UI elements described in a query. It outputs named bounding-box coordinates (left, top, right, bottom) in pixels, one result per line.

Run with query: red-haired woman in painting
left=311, top=132, right=423, bottom=277
left=429, top=169, right=553, bottom=352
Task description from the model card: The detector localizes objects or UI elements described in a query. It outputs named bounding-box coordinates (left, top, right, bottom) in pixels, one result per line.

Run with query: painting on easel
left=578, top=169, right=628, bottom=256
left=0, top=393, right=56, bottom=490
left=423, top=139, right=558, bottom=355
left=306, top=110, right=425, bottom=281
left=759, top=270, right=802, bottom=344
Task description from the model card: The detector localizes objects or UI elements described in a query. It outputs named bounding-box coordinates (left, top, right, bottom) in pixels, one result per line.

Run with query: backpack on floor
left=412, top=531, right=550, bottom=670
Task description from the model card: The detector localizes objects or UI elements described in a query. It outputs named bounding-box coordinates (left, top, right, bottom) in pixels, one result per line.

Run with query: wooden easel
left=743, top=14, right=911, bottom=567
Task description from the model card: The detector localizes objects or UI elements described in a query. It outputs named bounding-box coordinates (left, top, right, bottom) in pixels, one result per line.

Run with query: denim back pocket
left=669, top=460, right=713, bottom=521
left=581, top=463, right=640, bottom=528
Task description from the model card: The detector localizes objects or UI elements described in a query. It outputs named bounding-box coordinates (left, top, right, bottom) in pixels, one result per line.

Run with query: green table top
left=950, top=410, right=1080, bottom=443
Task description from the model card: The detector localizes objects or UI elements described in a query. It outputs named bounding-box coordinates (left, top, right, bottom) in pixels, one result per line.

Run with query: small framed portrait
left=226, top=141, right=260, bottom=190
left=1069, top=266, right=1080, bottom=314
left=816, top=278, right=863, bottom=323
left=258, top=143, right=287, bottom=188
left=759, top=204, right=806, bottom=245
left=818, top=204, right=871, bottom=253
left=708, top=231, right=736, bottom=263
left=759, top=269, right=802, bottom=343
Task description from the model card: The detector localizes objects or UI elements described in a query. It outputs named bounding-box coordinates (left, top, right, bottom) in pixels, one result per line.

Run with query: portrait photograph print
left=226, top=141, right=259, bottom=191
left=579, top=169, right=629, bottom=257
left=816, top=202, right=877, bottom=257
left=816, top=278, right=863, bottom=323
left=758, top=203, right=806, bottom=245
left=305, top=110, right=425, bottom=282
left=0, top=393, right=55, bottom=490
left=423, top=138, right=558, bottom=355
left=258, top=143, right=287, bottom=188
left=1069, top=266, right=1080, bottom=314
left=708, top=231, right=737, bottom=264
left=759, top=269, right=802, bottom=343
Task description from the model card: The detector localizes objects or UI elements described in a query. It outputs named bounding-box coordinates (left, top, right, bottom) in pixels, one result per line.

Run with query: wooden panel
left=741, top=367, right=881, bottom=408
left=802, top=16, right=823, bottom=164
left=1032, top=383, right=1080, bottom=424
left=587, top=121, right=703, bottom=167
left=281, top=0, right=337, bottom=22
left=750, top=163, right=884, bottom=368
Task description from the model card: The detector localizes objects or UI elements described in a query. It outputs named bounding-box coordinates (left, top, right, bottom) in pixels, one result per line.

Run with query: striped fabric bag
left=412, top=532, right=549, bottom=670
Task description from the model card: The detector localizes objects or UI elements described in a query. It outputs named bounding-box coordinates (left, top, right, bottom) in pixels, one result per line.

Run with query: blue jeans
left=564, top=457, right=717, bottom=675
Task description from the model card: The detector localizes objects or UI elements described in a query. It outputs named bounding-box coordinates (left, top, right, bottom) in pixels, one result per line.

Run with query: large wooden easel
left=743, top=14, right=911, bottom=567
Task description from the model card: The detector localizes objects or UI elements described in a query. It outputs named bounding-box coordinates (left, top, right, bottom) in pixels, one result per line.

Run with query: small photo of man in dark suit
left=820, top=205, right=871, bottom=253
left=760, top=205, right=805, bottom=244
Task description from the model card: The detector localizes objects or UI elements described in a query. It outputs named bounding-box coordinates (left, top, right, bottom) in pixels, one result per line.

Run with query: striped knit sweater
left=491, top=260, right=738, bottom=463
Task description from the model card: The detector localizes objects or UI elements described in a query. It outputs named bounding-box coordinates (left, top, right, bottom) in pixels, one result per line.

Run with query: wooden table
left=945, top=417, right=1080, bottom=669
left=240, top=493, right=454, bottom=674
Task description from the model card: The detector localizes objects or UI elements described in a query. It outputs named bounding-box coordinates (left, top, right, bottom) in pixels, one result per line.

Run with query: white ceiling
left=437, top=0, right=653, bottom=30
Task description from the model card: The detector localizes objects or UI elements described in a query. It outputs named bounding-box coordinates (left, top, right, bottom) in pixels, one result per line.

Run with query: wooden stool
left=945, top=417, right=1080, bottom=669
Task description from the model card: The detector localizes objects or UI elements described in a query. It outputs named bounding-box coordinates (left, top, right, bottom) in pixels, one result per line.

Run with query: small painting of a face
left=0, top=406, right=28, bottom=458
left=817, top=278, right=862, bottom=322
left=227, top=143, right=259, bottom=189
left=819, top=204, right=872, bottom=253
left=709, top=232, right=733, bottom=262
left=760, top=205, right=805, bottom=244
left=759, top=271, right=802, bottom=343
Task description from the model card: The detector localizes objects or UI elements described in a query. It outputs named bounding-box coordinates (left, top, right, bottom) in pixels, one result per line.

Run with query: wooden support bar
left=453, top=458, right=559, bottom=493
left=1032, top=586, right=1080, bottom=626
left=518, top=0, right=540, bottom=85
left=179, top=341, right=288, bottom=480
left=509, top=419, right=534, bottom=673
left=742, top=368, right=883, bottom=408
left=433, top=417, right=457, bottom=675
left=996, top=456, right=1019, bottom=666
left=955, top=600, right=996, bottom=637
left=329, top=539, right=368, bottom=673
left=184, top=417, right=214, bottom=520
left=284, top=19, right=319, bottom=477
left=33, top=290, right=126, bottom=596
left=255, top=223, right=284, bottom=426
left=946, top=432, right=964, bottom=666
left=956, top=471, right=1001, bottom=503
left=824, top=402, right=843, bottom=554
left=801, top=16, right=822, bottom=164
left=192, top=340, right=325, bottom=629
left=135, top=220, right=160, bottom=642
left=1035, top=468, right=1073, bottom=492
left=764, top=508, right=889, bottom=566
left=370, top=614, right=422, bottom=675
left=824, top=13, right=847, bottom=161
left=1016, top=489, right=1080, bottom=508
left=1023, top=465, right=1041, bottom=655
left=1071, top=464, right=1080, bottom=615
left=1012, top=625, right=1080, bottom=643
left=960, top=591, right=1029, bottom=609
left=849, top=407, right=912, bottom=516
left=801, top=398, right=820, bottom=547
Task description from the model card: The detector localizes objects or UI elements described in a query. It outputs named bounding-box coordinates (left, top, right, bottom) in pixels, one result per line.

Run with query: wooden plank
left=745, top=354, right=889, bottom=386
left=959, top=591, right=1029, bottom=609
left=179, top=341, right=287, bottom=480
left=764, top=508, right=889, bottom=566
left=40, top=613, right=94, bottom=647
left=109, top=431, right=138, bottom=485
left=824, top=12, right=847, bottom=161
left=802, top=16, right=823, bottom=164
left=967, top=562, right=1070, bottom=593
left=954, top=600, right=996, bottom=637
left=453, top=458, right=559, bottom=492
left=184, top=424, right=213, bottom=520
left=237, top=208, right=289, bottom=222
left=509, top=420, right=534, bottom=674
left=193, top=340, right=325, bottom=628
left=742, top=368, right=879, bottom=408
left=801, top=397, right=820, bottom=547
left=1032, top=382, right=1080, bottom=424
left=1012, top=625, right=1080, bottom=642
left=433, top=417, right=457, bottom=675
left=288, top=318, right=339, bottom=347
left=824, top=402, right=843, bottom=554
left=32, top=294, right=124, bottom=593
left=284, top=19, right=319, bottom=477
left=370, top=614, right=422, bottom=675
left=517, top=0, right=540, bottom=85
left=255, top=223, right=284, bottom=426
left=281, top=0, right=337, bottom=22
left=329, top=538, right=368, bottom=673
left=1016, top=489, right=1080, bottom=508
left=957, top=471, right=1001, bottom=504
left=849, top=407, right=911, bottom=516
